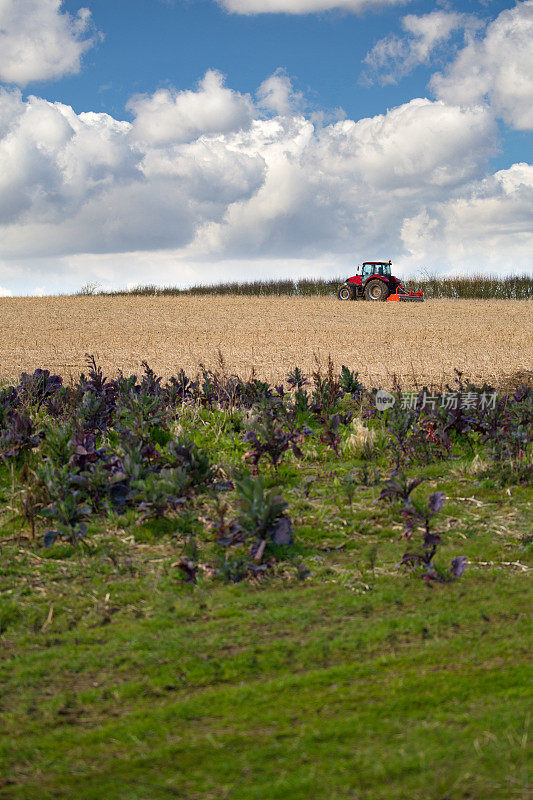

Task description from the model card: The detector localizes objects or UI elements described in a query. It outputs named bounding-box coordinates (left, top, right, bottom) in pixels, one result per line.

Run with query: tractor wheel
left=338, top=284, right=354, bottom=301
left=365, top=279, right=388, bottom=301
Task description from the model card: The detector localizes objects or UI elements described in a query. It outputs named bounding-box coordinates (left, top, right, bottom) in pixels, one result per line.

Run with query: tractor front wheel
left=338, top=284, right=354, bottom=301
left=365, top=279, right=388, bottom=301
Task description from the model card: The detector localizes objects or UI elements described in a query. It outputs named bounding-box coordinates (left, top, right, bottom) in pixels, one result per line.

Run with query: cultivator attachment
left=387, top=288, right=424, bottom=302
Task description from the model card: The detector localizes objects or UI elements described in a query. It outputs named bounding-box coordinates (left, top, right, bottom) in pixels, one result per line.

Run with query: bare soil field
left=1, top=295, right=531, bottom=388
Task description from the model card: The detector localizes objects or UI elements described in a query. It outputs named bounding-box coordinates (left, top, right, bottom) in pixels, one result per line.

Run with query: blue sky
left=35, top=0, right=528, bottom=162
left=36, top=0, right=447, bottom=118
left=0, top=0, right=531, bottom=294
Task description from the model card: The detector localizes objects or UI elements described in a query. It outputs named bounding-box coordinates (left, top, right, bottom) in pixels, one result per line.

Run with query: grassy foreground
left=0, top=549, right=531, bottom=799
left=1, top=547, right=531, bottom=799
left=0, top=364, right=531, bottom=799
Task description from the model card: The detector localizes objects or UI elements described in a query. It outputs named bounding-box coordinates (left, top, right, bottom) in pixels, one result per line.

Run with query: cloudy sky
left=0, top=0, right=531, bottom=295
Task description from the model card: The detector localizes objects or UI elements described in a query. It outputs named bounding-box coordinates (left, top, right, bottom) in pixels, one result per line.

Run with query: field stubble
left=1, top=295, right=531, bottom=388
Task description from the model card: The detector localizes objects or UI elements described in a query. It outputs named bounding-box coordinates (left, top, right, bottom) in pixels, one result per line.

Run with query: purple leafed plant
left=397, top=492, right=467, bottom=583
left=244, top=401, right=304, bottom=470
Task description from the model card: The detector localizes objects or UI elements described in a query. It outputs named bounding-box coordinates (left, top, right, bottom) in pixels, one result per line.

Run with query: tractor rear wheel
left=365, top=279, right=388, bottom=301
left=338, top=284, right=354, bottom=301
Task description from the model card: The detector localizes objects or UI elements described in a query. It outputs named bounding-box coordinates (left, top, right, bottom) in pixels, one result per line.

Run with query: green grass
left=1, top=434, right=531, bottom=799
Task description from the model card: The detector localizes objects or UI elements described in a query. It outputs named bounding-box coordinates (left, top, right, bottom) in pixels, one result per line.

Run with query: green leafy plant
left=243, top=402, right=303, bottom=470
left=339, top=365, right=364, bottom=397
left=236, top=475, right=287, bottom=537
left=311, top=357, right=343, bottom=415
left=334, top=471, right=357, bottom=508
left=286, top=367, right=310, bottom=413
left=38, top=463, right=92, bottom=549
left=131, top=469, right=188, bottom=525
left=375, top=471, right=424, bottom=505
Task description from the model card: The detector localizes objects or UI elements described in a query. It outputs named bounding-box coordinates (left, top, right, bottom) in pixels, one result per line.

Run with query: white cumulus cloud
left=257, top=70, right=303, bottom=115
left=0, top=70, right=530, bottom=294
left=128, top=70, right=254, bottom=146
left=363, top=11, right=482, bottom=86
left=0, top=0, right=98, bottom=85
left=0, top=82, right=265, bottom=259
left=191, top=99, right=496, bottom=261
left=431, top=0, right=533, bottom=130
left=401, top=163, right=533, bottom=271
left=218, top=0, right=407, bottom=16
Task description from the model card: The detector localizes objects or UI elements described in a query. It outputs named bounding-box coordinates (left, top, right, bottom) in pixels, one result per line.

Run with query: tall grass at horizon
left=94, top=273, right=533, bottom=300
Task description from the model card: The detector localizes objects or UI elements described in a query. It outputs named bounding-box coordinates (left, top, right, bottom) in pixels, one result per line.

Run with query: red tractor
left=337, top=261, right=423, bottom=302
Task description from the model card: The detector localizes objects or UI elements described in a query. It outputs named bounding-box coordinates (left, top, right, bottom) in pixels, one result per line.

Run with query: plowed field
left=2, top=296, right=531, bottom=388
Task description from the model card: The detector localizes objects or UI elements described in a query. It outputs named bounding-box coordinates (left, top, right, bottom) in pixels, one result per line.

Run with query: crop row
left=1, top=358, right=531, bottom=584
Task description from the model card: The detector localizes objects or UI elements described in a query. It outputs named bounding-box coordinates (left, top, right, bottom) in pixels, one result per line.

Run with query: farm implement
left=338, top=261, right=424, bottom=302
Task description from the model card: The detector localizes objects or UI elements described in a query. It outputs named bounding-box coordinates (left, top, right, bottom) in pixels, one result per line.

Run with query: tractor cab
left=360, top=261, right=392, bottom=281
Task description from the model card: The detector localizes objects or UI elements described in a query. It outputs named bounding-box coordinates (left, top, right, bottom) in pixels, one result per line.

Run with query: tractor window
left=362, top=263, right=391, bottom=278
